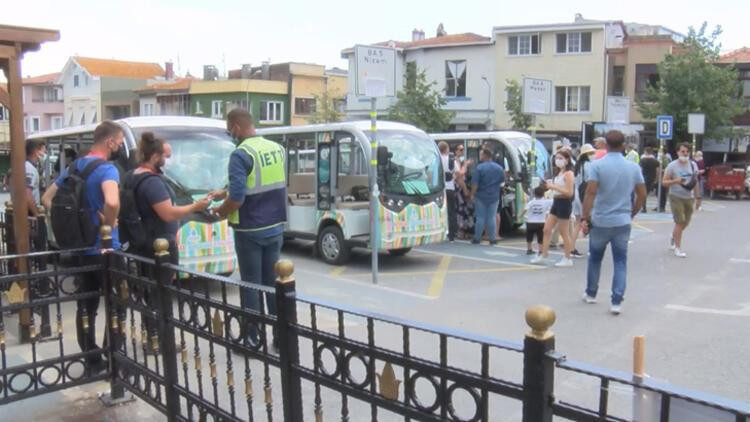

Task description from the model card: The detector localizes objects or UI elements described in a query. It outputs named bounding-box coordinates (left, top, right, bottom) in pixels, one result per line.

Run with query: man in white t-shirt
left=24, top=139, right=47, bottom=217
left=438, top=142, right=458, bottom=241
left=522, top=186, right=553, bottom=255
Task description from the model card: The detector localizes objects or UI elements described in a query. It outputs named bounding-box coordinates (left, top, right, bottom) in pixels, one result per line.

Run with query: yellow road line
left=329, top=266, right=347, bottom=276
left=427, top=256, right=452, bottom=298
left=631, top=221, right=654, bottom=233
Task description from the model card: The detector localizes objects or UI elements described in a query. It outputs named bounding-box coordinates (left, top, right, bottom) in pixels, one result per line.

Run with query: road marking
left=484, top=250, right=517, bottom=257
left=631, top=221, right=654, bottom=233
left=294, top=267, right=435, bottom=300
left=427, top=256, right=452, bottom=298
left=730, top=258, right=750, bottom=264
left=665, top=303, right=750, bottom=317
left=348, top=266, right=541, bottom=277
left=414, top=248, right=537, bottom=268
left=329, top=266, right=347, bottom=276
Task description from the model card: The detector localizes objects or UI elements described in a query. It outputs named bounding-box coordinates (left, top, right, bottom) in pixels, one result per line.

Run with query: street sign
left=354, top=45, right=396, bottom=97
left=606, top=96, right=630, bottom=124
left=522, top=78, right=552, bottom=115
left=656, top=115, right=673, bottom=140
left=688, top=113, right=705, bottom=134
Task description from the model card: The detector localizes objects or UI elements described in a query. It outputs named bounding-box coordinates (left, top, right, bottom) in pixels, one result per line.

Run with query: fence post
left=522, top=305, right=556, bottom=422
left=154, top=238, right=180, bottom=421
left=275, top=259, right=304, bottom=422
left=100, top=225, right=133, bottom=406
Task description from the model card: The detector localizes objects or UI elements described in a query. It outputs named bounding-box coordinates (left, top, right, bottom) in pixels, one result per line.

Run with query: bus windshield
left=132, top=126, right=235, bottom=194
left=369, top=130, right=443, bottom=196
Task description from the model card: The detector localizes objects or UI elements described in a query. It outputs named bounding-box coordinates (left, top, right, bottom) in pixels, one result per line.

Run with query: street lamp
left=481, top=76, right=491, bottom=130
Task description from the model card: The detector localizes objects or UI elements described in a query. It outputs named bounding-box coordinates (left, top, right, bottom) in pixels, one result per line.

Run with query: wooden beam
left=0, top=24, right=60, bottom=46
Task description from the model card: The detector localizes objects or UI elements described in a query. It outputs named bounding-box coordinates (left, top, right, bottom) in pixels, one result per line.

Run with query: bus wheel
left=318, top=225, right=350, bottom=265
left=388, top=248, right=411, bottom=257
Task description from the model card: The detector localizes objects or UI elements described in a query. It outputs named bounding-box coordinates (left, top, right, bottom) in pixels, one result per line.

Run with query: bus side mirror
left=377, top=146, right=391, bottom=184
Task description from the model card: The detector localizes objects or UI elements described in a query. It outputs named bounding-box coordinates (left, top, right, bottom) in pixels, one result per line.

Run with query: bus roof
left=27, top=116, right=226, bottom=140
left=430, top=131, right=532, bottom=142
left=257, top=120, right=425, bottom=136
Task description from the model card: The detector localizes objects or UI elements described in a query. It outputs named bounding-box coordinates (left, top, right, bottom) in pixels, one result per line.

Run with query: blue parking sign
left=656, top=115, right=673, bottom=140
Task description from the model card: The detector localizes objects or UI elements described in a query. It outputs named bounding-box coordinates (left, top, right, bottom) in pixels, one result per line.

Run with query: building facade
left=342, top=31, right=495, bottom=130
left=135, top=78, right=194, bottom=116
left=58, top=56, right=165, bottom=126
left=189, top=79, right=289, bottom=126
left=22, top=73, right=64, bottom=134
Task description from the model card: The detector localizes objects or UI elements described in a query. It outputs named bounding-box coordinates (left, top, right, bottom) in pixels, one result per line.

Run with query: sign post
left=355, top=45, right=396, bottom=285
left=656, top=115, right=673, bottom=212
left=688, top=113, right=705, bottom=156
left=522, top=77, right=552, bottom=188
left=606, top=96, right=631, bottom=124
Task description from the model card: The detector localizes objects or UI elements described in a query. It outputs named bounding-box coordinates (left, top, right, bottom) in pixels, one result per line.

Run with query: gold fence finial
left=275, top=260, right=295, bottom=284
left=100, top=225, right=112, bottom=240
left=377, top=362, right=401, bottom=400
left=153, top=238, right=170, bottom=256
left=525, top=305, right=556, bottom=341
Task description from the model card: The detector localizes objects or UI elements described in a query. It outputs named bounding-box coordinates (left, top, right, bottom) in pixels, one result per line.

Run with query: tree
left=637, top=23, right=745, bottom=143
left=387, top=66, right=454, bottom=132
left=309, top=89, right=345, bottom=124
left=504, top=79, right=534, bottom=131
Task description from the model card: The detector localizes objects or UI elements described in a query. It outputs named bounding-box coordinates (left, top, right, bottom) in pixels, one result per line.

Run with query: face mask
left=678, top=155, right=689, bottom=163
left=38, top=153, right=48, bottom=163
left=458, top=156, right=465, bottom=163
left=555, top=158, right=566, bottom=168
left=164, top=157, right=173, bottom=169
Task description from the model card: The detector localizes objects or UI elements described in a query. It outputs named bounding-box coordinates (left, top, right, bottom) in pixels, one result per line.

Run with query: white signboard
left=606, top=96, right=630, bottom=124
left=522, top=78, right=552, bottom=115
left=688, top=113, right=705, bottom=134
left=355, top=45, right=396, bottom=97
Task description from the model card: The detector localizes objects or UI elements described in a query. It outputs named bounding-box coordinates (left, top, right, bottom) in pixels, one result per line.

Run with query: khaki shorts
left=669, top=195, right=694, bottom=226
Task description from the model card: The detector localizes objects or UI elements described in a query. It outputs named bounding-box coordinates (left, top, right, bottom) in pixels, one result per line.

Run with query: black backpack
left=50, top=159, right=106, bottom=249
left=119, top=171, right=158, bottom=253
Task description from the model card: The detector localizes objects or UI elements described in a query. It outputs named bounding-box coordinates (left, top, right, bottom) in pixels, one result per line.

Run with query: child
left=521, top=186, right=553, bottom=255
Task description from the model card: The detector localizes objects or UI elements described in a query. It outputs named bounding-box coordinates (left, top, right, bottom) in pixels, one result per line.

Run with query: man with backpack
left=41, top=120, right=124, bottom=373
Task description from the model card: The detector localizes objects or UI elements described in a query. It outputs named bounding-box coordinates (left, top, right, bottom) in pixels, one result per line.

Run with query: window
left=635, top=64, right=659, bottom=101
left=445, top=60, right=467, bottom=97
left=144, top=103, right=155, bottom=116
left=25, top=116, right=41, bottom=133
left=211, top=100, right=222, bottom=118
left=406, top=61, right=417, bottom=90
left=333, top=98, right=347, bottom=113
left=91, top=111, right=97, bottom=124
left=195, top=101, right=203, bottom=115
left=260, top=101, right=283, bottom=123
left=73, top=75, right=79, bottom=88
left=51, top=116, right=63, bottom=130
left=294, top=98, right=316, bottom=115
left=0, top=106, right=7, bottom=121
left=611, top=66, right=625, bottom=96
left=84, top=74, right=89, bottom=86
left=80, top=112, right=86, bottom=125
left=508, top=34, right=540, bottom=55
left=554, top=86, right=590, bottom=112
left=556, top=32, right=592, bottom=53
left=227, top=100, right=249, bottom=113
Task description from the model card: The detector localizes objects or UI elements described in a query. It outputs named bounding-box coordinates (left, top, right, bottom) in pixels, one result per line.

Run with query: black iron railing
left=0, top=227, right=749, bottom=421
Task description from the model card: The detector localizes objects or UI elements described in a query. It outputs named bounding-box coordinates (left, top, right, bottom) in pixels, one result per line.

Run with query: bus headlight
left=387, top=199, right=395, bottom=208
left=397, top=200, right=404, bottom=208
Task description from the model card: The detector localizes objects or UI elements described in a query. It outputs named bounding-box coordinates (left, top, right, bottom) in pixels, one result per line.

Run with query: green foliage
left=309, top=89, right=344, bottom=124
left=637, top=22, right=745, bottom=141
left=387, top=66, right=454, bottom=132
left=504, top=79, right=534, bottom=131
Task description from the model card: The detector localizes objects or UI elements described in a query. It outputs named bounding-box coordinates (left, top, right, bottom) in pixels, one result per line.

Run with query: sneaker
left=549, top=244, right=558, bottom=250
left=471, top=239, right=480, bottom=245
left=571, top=249, right=585, bottom=258
left=674, top=248, right=687, bottom=258
left=610, top=304, right=622, bottom=315
left=489, top=240, right=498, bottom=246
left=526, top=249, right=534, bottom=255
left=555, top=257, right=573, bottom=267
left=582, top=292, right=597, bottom=304
left=530, top=255, right=545, bottom=265
left=669, top=238, right=675, bottom=250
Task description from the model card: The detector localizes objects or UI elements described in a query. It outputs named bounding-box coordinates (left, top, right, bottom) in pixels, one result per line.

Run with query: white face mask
left=678, top=155, right=689, bottom=163
left=555, top=158, right=567, bottom=168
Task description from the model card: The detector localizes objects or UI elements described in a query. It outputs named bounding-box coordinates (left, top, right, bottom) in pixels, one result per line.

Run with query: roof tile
left=719, top=47, right=750, bottom=63
left=22, top=72, right=60, bottom=85
left=74, top=56, right=164, bottom=79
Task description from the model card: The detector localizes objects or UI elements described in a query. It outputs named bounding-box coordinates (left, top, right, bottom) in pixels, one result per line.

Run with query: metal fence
left=0, top=232, right=749, bottom=421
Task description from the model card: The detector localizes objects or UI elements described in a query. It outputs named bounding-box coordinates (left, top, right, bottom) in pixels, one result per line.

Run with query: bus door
left=285, top=132, right=317, bottom=233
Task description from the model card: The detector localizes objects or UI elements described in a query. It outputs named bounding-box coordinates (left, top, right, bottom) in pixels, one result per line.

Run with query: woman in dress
left=453, top=145, right=474, bottom=240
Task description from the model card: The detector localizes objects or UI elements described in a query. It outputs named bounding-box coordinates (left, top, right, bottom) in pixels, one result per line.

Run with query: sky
left=2, top=0, right=749, bottom=80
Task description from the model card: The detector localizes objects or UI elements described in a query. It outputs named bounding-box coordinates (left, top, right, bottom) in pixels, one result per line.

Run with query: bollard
left=274, top=259, right=304, bottom=422
left=522, top=305, right=556, bottom=422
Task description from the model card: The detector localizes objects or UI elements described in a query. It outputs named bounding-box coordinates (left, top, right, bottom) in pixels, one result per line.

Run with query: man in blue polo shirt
left=42, top=120, right=124, bottom=372
left=581, top=130, right=646, bottom=315
left=469, top=148, right=505, bottom=245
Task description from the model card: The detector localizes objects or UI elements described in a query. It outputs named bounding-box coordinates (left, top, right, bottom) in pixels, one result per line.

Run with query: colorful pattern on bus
left=176, top=219, right=237, bottom=276
left=378, top=200, right=447, bottom=250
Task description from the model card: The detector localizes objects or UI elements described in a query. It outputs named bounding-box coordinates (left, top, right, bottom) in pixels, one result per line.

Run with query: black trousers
left=658, top=184, right=668, bottom=211
left=446, top=189, right=458, bottom=241
left=75, top=255, right=105, bottom=364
